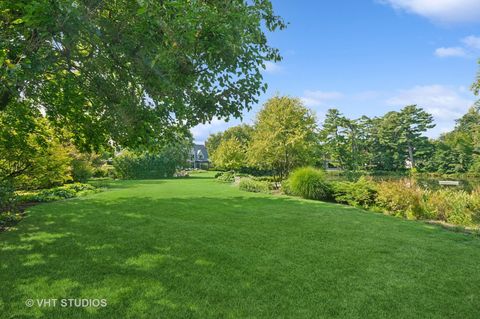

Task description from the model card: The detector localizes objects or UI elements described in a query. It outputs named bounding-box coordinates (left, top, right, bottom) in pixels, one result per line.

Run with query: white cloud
left=462, top=35, right=480, bottom=49
left=386, top=84, right=475, bottom=135
left=264, top=61, right=283, bottom=74
left=300, top=90, right=344, bottom=107
left=434, top=35, right=480, bottom=58
left=434, top=47, right=467, bottom=58
left=380, top=0, right=480, bottom=24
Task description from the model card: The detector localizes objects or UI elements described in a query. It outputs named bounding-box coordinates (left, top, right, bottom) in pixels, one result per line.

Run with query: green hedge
left=113, top=151, right=181, bottom=179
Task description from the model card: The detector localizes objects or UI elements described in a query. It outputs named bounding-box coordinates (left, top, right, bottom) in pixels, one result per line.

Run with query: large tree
left=319, top=109, right=366, bottom=170
left=431, top=106, right=480, bottom=173
left=0, top=0, right=285, bottom=150
left=248, top=96, right=318, bottom=180
left=398, top=105, right=435, bottom=169
left=372, top=106, right=434, bottom=171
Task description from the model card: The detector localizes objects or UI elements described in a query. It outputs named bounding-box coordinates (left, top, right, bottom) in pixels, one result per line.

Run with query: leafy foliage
left=248, top=96, right=318, bottom=179
left=0, top=103, right=72, bottom=190
left=70, top=155, right=94, bottom=183
left=210, top=137, right=247, bottom=171
left=207, top=124, right=254, bottom=170
left=375, top=180, right=425, bottom=218
left=423, top=189, right=477, bottom=226
left=0, top=179, right=15, bottom=213
left=0, top=0, right=285, bottom=150
left=332, top=177, right=377, bottom=208
left=206, top=125, right=254, bottom=157
left=113, top=137, right=190, bottom=179
left=287, top=167, right=331, bottom=200
left=428, top=107, right=480, bottom=174
left=238, top=178, right=271, bottom=193
left=113, top=143, right=190, bottom=180
left=19, top=183, right=97, bottom=203
left=320, top=105, right=435, bottom=171
left=215, top=171, right=235, bottom=183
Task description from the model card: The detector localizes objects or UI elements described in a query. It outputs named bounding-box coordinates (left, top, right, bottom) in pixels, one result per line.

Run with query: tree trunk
left=407, top=143, right=415, bottom=169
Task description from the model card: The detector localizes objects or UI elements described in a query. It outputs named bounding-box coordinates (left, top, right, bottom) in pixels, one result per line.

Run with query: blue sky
left=192, top=0, right=480, bottom=143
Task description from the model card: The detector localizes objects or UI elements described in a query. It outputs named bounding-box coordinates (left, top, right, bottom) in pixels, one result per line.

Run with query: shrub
left=287, top=167, right=331, bottom=200
left=114, top=150, right=182, bottom=180
left=1, top=108, right=72, bottom=190
left=376, top=180, right=425, bottom=218
left=0, top=180, right=14, bottom=209
left=71, top=158, right=94, bottom=182
left=216, top=171, right=235, bottom=183
left=332, top=177, right=377, bottom=208
left=93, top=165, right=115, bottom=178
left=238, top=178, right=271, bottom=193
left=0, top=180, right=21, bottom=229
left=423, top=189, right=475, bottom=226
left=22, top=183, right=98, bottom=202
left=63, top=183, right=96, bottom=192
left=0, top=211, right=22, bottom=229
left=252, top=176, right=276, bottom=183
left=470, top=187, right=480, bottom=223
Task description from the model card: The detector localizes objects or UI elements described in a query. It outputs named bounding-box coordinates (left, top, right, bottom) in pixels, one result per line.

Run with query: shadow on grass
left=1, top=194, right=480, bottom=318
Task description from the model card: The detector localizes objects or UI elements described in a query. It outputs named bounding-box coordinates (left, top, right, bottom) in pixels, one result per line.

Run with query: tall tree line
left=208, top=99, right=480, bottom=176
left=320, top=105, right=436, bottom=172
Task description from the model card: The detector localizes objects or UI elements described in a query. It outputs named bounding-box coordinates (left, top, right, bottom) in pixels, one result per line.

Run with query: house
left=189, top=144, right=210, bottom=169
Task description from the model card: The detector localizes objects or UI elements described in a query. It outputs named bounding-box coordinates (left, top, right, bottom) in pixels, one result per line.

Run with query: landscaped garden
left=2, top=1, right=480, bottom=318
left=1, top=172, right=480, bottom=318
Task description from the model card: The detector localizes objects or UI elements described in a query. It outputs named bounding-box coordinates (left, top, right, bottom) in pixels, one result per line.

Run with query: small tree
left=248, top=96, right=318, bottom=180
left=206, top=124, right=253, bottom=167
left=210, top=137, right=246, bottom=171
left=0, top=103, right=72, bottom=189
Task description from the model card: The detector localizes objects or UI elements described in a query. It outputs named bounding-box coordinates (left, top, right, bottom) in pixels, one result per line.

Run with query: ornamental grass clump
left=287, top=167, right=331, bottom=200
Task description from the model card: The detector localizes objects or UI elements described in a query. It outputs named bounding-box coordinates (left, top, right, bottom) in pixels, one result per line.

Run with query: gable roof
left=192, top=144, right=209, bottom=161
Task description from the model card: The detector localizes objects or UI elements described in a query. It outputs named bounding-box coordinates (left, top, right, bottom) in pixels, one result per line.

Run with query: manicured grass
left=1, top=172, right=480, bottom=318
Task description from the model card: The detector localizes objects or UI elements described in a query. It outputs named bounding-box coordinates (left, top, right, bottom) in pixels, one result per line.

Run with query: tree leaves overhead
left=0, top=0, right=285, bottom=150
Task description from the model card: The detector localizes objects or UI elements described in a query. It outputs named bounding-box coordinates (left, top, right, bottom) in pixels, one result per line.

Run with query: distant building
left=189, top=144, right=210, bottom=169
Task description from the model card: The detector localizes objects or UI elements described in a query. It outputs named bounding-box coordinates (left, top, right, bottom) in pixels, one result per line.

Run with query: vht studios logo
left=25, top=298, right=107, bottom=308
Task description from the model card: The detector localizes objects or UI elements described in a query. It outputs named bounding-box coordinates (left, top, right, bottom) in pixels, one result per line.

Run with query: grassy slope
left=1, top=173, right=479, bottom=319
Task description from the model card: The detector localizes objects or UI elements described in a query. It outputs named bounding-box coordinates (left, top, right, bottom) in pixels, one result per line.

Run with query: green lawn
left=1, top=173, right=480, bottom=318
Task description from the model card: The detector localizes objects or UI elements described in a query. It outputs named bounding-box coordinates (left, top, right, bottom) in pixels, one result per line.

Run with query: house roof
left=191, top=144, right=209, bottom=161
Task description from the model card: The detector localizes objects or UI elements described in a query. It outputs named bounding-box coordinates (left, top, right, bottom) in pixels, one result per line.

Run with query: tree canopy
left=0, top=0, right=285, bottom=150
left=210, top=137, right=246, bottom=171
left=248, top=96, right=318, bottom=179
left=207, top=124, right=253, bottom=170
